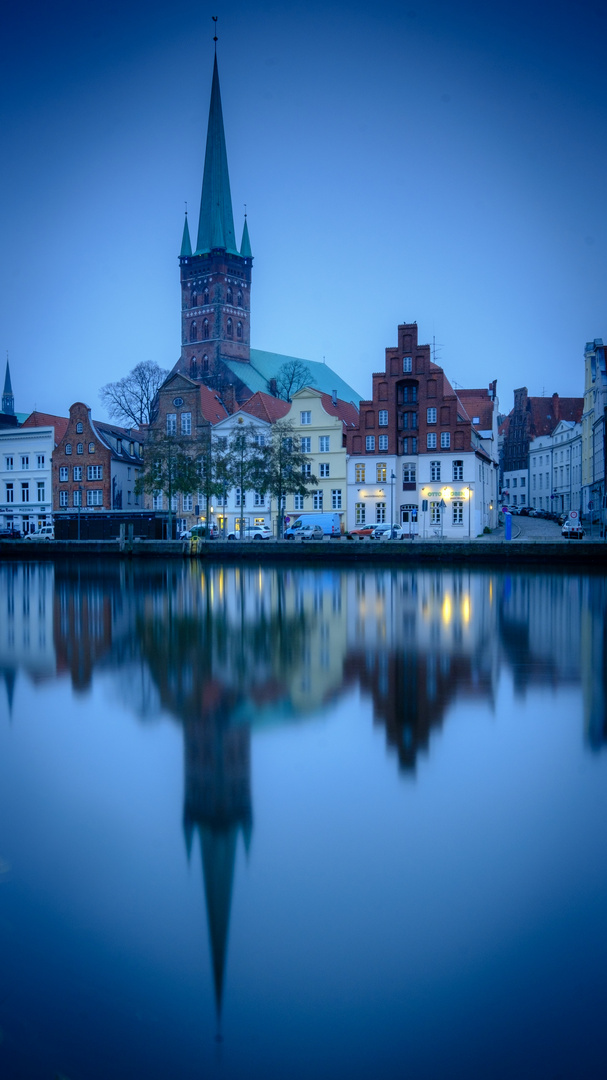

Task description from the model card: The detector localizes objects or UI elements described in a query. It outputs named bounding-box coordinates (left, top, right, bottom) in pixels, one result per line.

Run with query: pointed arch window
left=190, top=322, right=198, bottom=342
left=191, top=291, right=197, bottom=307
left=237, top=290, right=243, bottom=307
left=227, top=318, right=233, bottom=338
left=203, top=319, right=209, bottom=339
left=202, top=354, right=209, bottom=373
left=237, top=321, right=243, bottom=339
left=203, top=288, right=209, bottom=305
left=226, top=286, right=233, bottom=305
left=190, top=358, right=198, bottom=378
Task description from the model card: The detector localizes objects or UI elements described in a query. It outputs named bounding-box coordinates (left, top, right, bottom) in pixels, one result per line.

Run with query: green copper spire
left=2, top=358, right=14, bottom=414
left=180, top=213, right=192, bottom=257
left=196, top=55, right=238, bottom=256
left=240, top=216, right=252, bottom=258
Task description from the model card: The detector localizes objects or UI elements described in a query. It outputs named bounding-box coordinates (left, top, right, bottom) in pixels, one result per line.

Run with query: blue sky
left=1, top=0, right=605, bottom=420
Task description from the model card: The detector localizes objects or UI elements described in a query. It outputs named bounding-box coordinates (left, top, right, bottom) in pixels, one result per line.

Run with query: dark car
left=518, top=506, right=531, bottom=516
left=0, top=529, right=22, bottom=540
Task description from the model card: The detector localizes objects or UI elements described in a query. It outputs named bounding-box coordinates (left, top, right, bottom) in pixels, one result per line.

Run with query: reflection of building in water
left=498, top=574, right=583, bottom=691
left=0, top=562, right=56, bottom=714
left=580, top=576, right=607, bottom=751
left=344, top=569, right=499, bottom=770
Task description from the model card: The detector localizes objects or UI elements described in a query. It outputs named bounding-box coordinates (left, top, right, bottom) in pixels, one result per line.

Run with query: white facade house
left=0, top=416, right=66, bottom=534
left=529, top=421, right=583, bottom=515
left=581, top=338, right=607, bottom=528
left=209, top=409, right=273, bottom=536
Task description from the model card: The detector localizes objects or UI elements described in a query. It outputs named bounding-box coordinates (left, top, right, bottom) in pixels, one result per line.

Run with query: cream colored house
left=282, top=387, right=359, bottom=531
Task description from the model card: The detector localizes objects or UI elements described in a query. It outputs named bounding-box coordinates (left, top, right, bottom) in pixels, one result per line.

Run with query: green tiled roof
left=224, top=349, right=362, bottom=406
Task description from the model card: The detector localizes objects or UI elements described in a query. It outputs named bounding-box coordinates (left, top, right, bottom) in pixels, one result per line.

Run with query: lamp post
left=77, top=485, right=82, bottom=540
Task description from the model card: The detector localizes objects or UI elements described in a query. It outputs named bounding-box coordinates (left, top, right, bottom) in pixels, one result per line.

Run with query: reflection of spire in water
left=1, top=668, right=16, bottom=718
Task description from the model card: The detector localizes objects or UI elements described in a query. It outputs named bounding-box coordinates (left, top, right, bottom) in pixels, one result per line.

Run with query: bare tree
left=274, top=359, right=315, bottom=402
left=100, top=361, right=170, bottom=427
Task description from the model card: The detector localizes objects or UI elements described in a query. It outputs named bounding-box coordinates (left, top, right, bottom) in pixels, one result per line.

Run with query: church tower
left=2, top=359, right=14, bottom=415
left=176, top=55, right=252, bottom=386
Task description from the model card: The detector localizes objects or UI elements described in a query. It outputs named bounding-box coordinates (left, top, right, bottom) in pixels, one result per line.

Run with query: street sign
left=569, top=510, right=578, bottom=520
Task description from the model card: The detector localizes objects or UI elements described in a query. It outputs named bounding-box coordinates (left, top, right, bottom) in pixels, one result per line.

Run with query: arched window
left=203, top=319, right=209, bottom=339
left=191, top=292, right=197, bottom=307
left=237, top=321, right=243, bottom=339
left=226, top=286, right=233, bottom=305
left=77, top=443, right=83, bottom=454
left=202, top=354, right=209, bottom=373
left=237, top=290, right=243, bottom=307
left=76, top=422, right=83, bottom=433
left=203, top=288, right=209, bottom=305
left=227, top=318, right=233, bottom=338
left=190, top=322, right=197, bottom=342
left=190, top=358, right=198, bottom=378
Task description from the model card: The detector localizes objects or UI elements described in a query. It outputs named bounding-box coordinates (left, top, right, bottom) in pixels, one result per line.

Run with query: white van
left=284, top=513, right=341, bottom=539
left=24, top=525, right=54, bottom=541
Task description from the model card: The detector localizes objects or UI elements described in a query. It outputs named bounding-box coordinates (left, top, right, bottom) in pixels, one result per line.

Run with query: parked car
left=373, top=524, right=405, bottom=540
left=227, top=525, right=272, bottom=540
left=180, top=524, right=218, bottom=540
left=284, top=513, right=341, bottom=538
left=518, top=506, right=531, bottom=516
left=24, top=525, right=54, bottom=541
left=348, top=526, right=376, bottom=540
left=297, top=524, right=324, bottom=541
left=561, top=520, right=585, bottom=539
left=0, top=528, right=22, bottom=540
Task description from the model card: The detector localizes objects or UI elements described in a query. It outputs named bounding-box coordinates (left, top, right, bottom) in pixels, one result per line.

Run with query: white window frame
left=427, top=408, right=437, bottom=424
left=181, top=412, right=192, bottom=435
left=300, top=411, right=311, bottom=425
left=378, top=435, right=388, bottom=450
left=440, top=432, right=451, bottom=448
left=319, top=436, right=330, bottom=452
left=378, top=410, right=388, bottom=427
left=365, top=436, right=375, bottom=451
left=427, top=433, right=437, bottom=448
left=166, top=413, right=177, bottom=435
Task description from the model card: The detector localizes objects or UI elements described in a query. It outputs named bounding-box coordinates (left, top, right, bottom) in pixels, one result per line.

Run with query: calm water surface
left=0, top=559, right=606, bottom=1080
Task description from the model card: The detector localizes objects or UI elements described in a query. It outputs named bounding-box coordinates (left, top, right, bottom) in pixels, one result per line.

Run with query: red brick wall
left=52, top=403, right=112, bottom=511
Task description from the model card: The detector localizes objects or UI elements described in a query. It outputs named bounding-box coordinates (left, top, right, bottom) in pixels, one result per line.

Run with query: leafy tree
left=274, top=359, right=315, bottom=402
left=100, top=361, right=169, bottom=427
left=196, top=429, right=231, bottom=537
left=135, top=432, right=200, bottom=538
left=257, top=420, right=317, bottom=537
left=224, top=422, right=266, bottom=536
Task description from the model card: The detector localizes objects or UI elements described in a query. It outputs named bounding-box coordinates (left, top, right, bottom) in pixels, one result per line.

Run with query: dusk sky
left=1, top=0, right=605, bottom=422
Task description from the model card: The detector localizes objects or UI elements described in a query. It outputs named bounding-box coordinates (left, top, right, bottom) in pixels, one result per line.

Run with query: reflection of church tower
left=182, top=692, right=252, bottom=1021
left=175, top=54, right=253, bottom=388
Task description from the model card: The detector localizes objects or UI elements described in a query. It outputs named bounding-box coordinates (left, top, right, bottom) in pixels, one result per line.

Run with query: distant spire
left=196, top=55, right=238, bottom=256
left=240, top=215, right=252, bottom=258
left=2, top=357, right=14, bottom=414
left=180, top=211, right=192, bottom=257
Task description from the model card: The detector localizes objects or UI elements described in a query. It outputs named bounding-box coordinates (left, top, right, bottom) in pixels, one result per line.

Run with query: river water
left=0, top=558, right=606, bottom=1080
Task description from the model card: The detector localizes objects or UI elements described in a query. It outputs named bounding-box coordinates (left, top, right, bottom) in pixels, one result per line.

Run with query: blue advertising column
left=504, top=512, right=512, bottom=541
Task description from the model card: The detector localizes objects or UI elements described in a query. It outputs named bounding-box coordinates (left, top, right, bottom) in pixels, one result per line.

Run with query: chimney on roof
left=221, top=384, right=236, bottom=415
left=332, top=389, right=337, bottom=407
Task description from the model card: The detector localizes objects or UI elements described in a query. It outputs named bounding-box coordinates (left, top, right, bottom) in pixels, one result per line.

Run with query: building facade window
left=226, top=318, right=233, bottom=337
left=73, top=467, right=82, bottom=481
left=365, top=436, right=375, bottom=451
left=294, top=494, right=304, bottom=510
left=152, top=493, right=163, bottom=510
left=440, top=432, right=451, bottom=448
left=21, top=456, right=29, bottom=470
left=430, top=461, right=441, bottom=481
left=375, top=502, right=386, bottom=523
left=183, top=494, right=193, bottom=511
left=76, top=423, right=83, bottom=433
left=427, top=433, right=437, bottom=448
left=5, top=456, right=13, bottom=470
left=319, top=463, right=330, bottom=478
left=60, top=490, right=68, bottom=507
left=73, top=490, right=81, bottom=507
left=319, top=436, right=330, bottom=452
left=87, top=490, right=103, bottom=506
left=331, top=489, right=342, bottom=509
left=430, top=502, right=441, bottom=524
left=59, top=467, right=68, bottom=481
left=300, top=411, right=311, bottom=425
left=77, top=443, right=84, bottom=454
left=21, top=483, right=29, bottom=502
left=403, top=463, right=416, bottom=483
left=5, top=483, right=14, bottom=502
left=300, top=437, right=311, bottom=453
left=253, top=491, right=264, bottom=506
left=452, top=501, right=463, bottom=525
left=166, top=414, right=177, bottom=435
left=37, top=455, right=45, bottom=469
left=235, top=487, right=243, bottom=507
left=355, top=502, right=365, bottom=524
left=190, top=322, right=198, bottom=342
left=87, top=465, right=102, bottom=480
left=313, top=490, right=323, bottom=510
left=378, top=410, right=388, bottom=426
left=427, top=408, right=437, bottom=424
left=65, top=444, right=72, bottom=454
left=181, top=412, right=192, bottom=435
left=89, top=443, right=95, bottom=453
left=237, top=322, right=243, bottom=339
left=376, top=463, right=387, bottom=483
left=302, top=462, right=312, bottom=478
left=453, top=460, right=463, bottom=480
left=355, top=463, right=365, bottom=483
left=403, top=357, right=412, bottom=372
left=378, top=435, right=388, bottom=450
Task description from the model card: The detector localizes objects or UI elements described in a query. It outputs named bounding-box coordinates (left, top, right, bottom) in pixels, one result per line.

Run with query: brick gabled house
left=345, top=322, right=499, bottom=536
left=500, top=387, right=584, bottom=506
left=52, top=402, right=144, bottom=514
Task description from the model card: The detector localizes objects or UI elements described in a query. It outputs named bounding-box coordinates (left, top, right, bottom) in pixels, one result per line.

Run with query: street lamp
left=77, top=485, right=82, bottom=540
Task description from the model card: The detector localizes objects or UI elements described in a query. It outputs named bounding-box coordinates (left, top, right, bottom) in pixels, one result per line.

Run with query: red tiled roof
left=240, top=392, right=291, bottom=423
left=199, top=386, right=229, bottom=424
left=21, top=411, right=70, bottom=444
left=527, top=395, right=583, bottom=437
left=457, top=389, right=494, bottom=431
left=319, top=393, right=359, bottom=428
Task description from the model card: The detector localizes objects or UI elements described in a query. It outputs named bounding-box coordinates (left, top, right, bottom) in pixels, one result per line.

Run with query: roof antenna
left=212, top=15, right=218, bottom=52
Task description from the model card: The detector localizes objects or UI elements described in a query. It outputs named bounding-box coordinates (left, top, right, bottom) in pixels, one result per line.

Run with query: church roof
left=196, top=56, right=239, bottom=256
left=223, top=349, right=362, bottom=407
